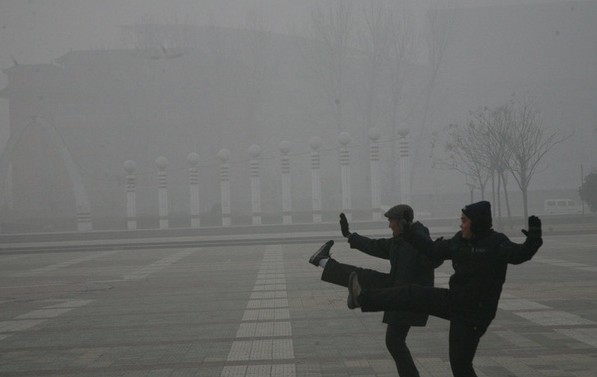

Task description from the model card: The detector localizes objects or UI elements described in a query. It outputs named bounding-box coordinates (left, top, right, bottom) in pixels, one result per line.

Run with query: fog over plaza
left=0, top=0, right=595, bottom=231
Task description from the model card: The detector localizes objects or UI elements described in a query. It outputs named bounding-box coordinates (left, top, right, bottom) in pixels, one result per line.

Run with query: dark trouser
left=320, top=258, right=388, bottom=289
left=360, top=285, right=487, bottom=377
left=448, top=320, right=485, bottom=377
left=321, top=259, right=420, bottom=377
left=386, top=324, right=420, bottom=377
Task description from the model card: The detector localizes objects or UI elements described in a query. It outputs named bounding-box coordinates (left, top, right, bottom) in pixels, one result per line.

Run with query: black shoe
left=309, top=240, right=334, bottom=266
left=347, top=271, right=361, bottom=309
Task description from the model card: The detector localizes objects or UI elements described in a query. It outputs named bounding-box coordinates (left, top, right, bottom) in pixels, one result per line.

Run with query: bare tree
left=505, top=98, right=567, bottom=218
left=358, top=1, right=415, bottom=202
left=434, top=122, right=491, bottom=200
left=440, top=98, right=566, bottom=221
left=241, top=12, right=275, bottom=143
left=437, top=105, right=516, bottom=226
left=410, top=4, right=454, bottom=186
left=471, top=105, right=515, bottom=225
left=302, top=0, right=353, bottom=132
left=386, top=5, right=417, bottom=203
left=358, top=1, right=393, bottom=133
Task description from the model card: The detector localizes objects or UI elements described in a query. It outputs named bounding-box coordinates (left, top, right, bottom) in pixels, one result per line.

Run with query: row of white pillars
left=121, top=130, right=409, bottom=230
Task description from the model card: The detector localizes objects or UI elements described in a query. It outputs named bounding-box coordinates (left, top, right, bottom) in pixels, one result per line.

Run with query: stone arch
left=0, top=116, right=92, bottom=231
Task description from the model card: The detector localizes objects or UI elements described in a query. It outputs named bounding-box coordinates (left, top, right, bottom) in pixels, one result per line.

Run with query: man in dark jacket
left=346, top=201, right=543, bottom=377
left=309, top=204, right=434, bottom=377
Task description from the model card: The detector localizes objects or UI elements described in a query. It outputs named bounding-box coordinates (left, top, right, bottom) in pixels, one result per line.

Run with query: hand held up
left=521, top=215, right=542, bottom=239
left=339, top=213, right=351, bottom=238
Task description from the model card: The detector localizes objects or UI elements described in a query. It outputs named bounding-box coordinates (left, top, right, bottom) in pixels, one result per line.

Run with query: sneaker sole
left=309, top=240, right=334, bottom=265
left=347, top=271, right=359, bottom=309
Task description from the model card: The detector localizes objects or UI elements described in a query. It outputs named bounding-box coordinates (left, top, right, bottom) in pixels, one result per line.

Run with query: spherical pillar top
left=338, top=131, right=352, bottom=145
left=187, top=152, right=200, bottom=167
left=217, top=148, right=231, bottom=162
left=279, top=140, right=291, bottom=154
left=368, top=127, right=381, bottom=141
left=248, top=144, right=261, bottom=158
left=155, top=156, right=169, bottom=170
left=123, top=160, right=137, bottom=173
left=309, top=136, right=322, bottom=151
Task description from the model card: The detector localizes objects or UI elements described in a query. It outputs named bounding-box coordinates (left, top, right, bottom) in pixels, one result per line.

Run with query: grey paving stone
left=0, top=235, right=595, bottom=376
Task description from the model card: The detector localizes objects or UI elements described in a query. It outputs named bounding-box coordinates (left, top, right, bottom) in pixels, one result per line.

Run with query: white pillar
left=218, top=149, right=232, bottom=226
left=309, top=136, right=322, bottom=223
left=368, top=128, right=382, bottom=220
left=155, top=156, right=169, bottom=229
left=76, top=206, right=93, bottom=232
left=399, top=130, right=410, bottom=205
left=248, top=144, right=262, bottom=225
left=188, top=152, right=200, bottom=228
left=338, top=132, right=352, bottom=221
left=279, top=140, right=292, bottom=224
left=123, top=160, right=137, bottom=230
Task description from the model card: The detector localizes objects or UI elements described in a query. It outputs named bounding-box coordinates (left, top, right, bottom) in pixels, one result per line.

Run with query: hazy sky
left=0, top=0, right=310, bottom=66
left=0, top=0, right=583, bottom=169
left=0, top=0, right=567, bottom=68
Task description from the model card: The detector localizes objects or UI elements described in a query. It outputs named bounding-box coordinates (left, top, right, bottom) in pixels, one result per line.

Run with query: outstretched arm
left=347, top=233, right=392, bottom=260
left=500, top=216, right=543, bottom=265
left=340, top=213, right=392, bottom=259
left=405, top=222, right=452, bottom=268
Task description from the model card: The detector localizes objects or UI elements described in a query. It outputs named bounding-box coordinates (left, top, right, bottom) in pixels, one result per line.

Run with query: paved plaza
left=1, top=233, right=596, bottom=376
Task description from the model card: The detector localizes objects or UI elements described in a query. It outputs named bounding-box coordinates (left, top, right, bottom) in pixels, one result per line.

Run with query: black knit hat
left=462, top=201, right=492, bottom=234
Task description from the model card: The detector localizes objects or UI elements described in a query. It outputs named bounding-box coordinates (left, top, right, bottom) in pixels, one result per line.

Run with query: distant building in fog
left=0, top=1, right=595, bottom=230
left=0, top=25, right=428, bottom=230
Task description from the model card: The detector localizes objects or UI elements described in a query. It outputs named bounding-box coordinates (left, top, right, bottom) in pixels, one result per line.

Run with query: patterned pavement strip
left=0, top=233, right=595, bottom=376
left=222, top=245, right=296, bottom=376
left=0, top=299, right=93, bottom=342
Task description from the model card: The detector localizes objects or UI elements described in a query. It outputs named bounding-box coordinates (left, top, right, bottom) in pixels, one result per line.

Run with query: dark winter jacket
left=410, top=228, right=542, bottom=326
left=348, top=223, right=434, bottom=326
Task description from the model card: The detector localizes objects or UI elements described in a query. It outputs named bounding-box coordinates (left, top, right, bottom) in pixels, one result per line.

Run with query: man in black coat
left=347, top=201, right=543, bottom=377
left=309, top=204, right=434, bottom=377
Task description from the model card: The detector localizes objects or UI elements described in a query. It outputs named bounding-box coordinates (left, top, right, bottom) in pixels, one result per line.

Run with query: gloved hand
left=339, top=213, right=351, bottom=238
left=521, top=215, right=542, bottom=239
